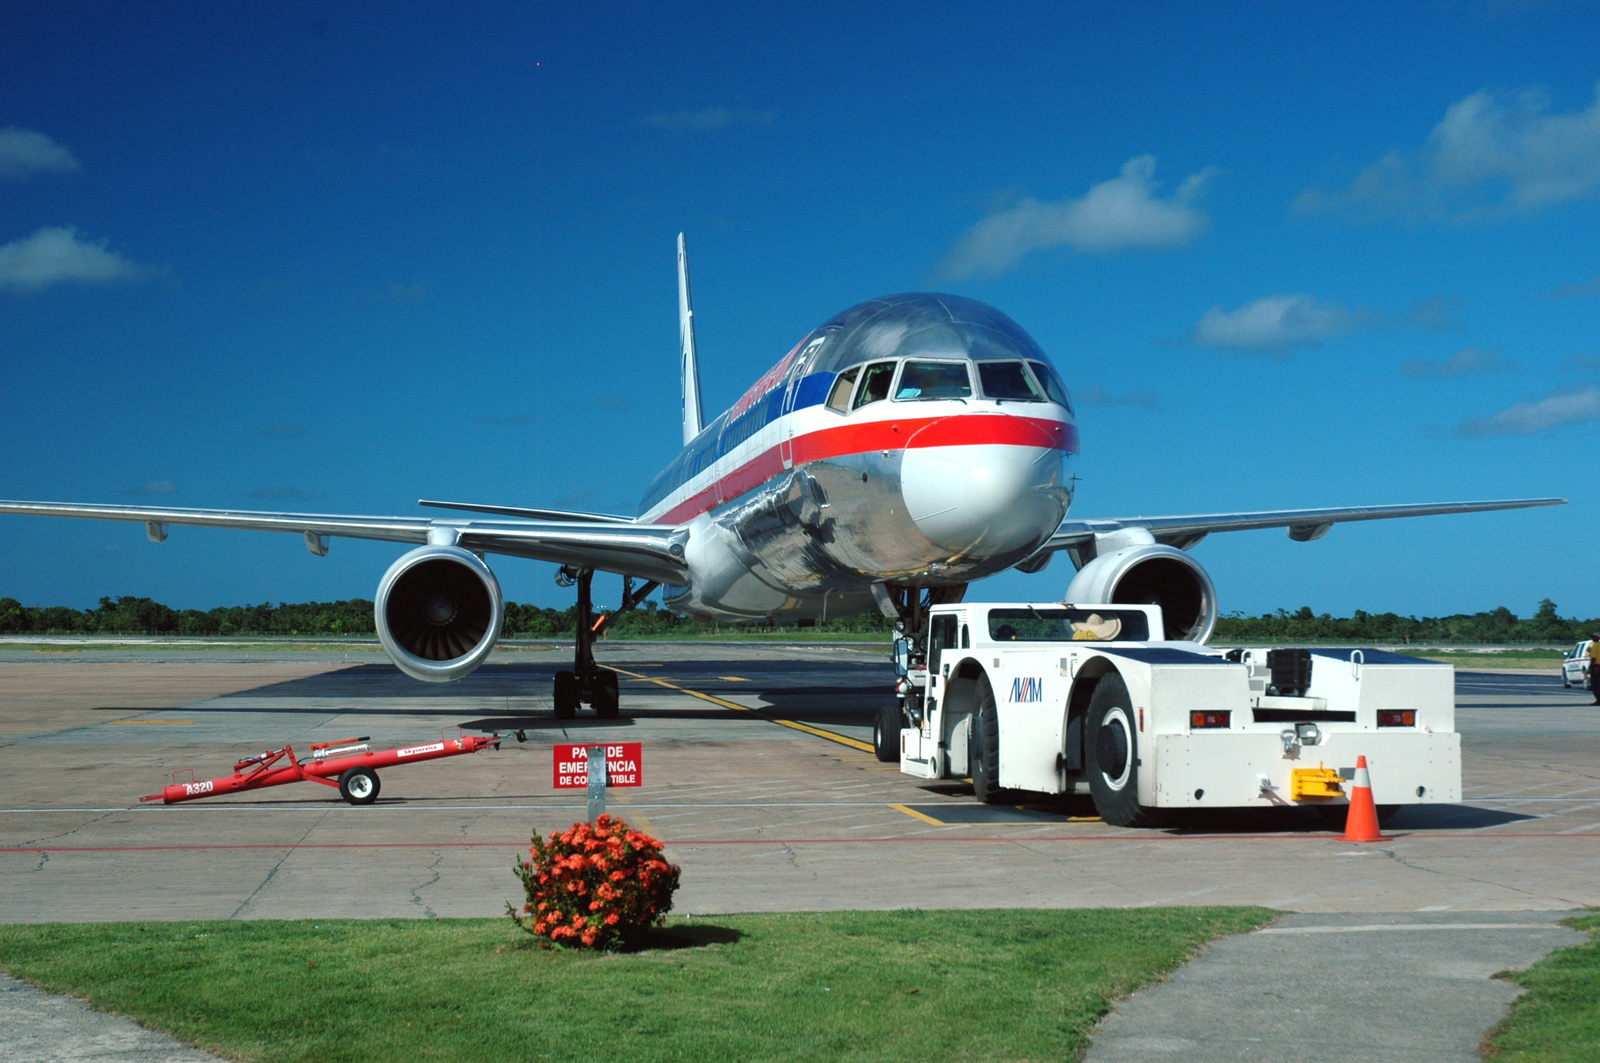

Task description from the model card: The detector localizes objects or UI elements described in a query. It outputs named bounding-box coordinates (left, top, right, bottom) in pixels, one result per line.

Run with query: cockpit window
left=977, top=361, right=1043, bottom=401
left=894, top=360, right=971, bottom=401
left=852, top=361, right=897, bottom=410
left=826, top=366, right=860, bottom=413
left=1027, top=360, right=1072, bottom=410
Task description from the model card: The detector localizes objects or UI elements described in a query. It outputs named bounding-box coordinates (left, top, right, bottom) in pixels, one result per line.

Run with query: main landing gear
left=551, top=567, right=658, bottom=721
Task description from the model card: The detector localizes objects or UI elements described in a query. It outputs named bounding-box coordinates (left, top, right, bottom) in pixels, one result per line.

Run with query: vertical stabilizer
left=677, top=233, right=705, bottom=446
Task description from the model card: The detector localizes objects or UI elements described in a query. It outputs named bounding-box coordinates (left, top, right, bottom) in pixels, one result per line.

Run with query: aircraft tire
left=971, top=674, right=1003, bottom=804
left=553, top=670, right=579, bottom=719
left=873, top=703, right=899, bottom=762
left=339, top=767, right=380, bottom=805
left=1086, top=673, right=1160, bottom=827
left=595, top=669, right=620, bottom=719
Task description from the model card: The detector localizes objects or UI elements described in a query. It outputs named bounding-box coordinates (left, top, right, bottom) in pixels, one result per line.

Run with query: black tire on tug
left=339, top=767, right=380, bottom=805
left=1085, top=673, right=1159, bottom=827
left=553, top=670, right=578, bottom=719
left=873, top=703, right=900, bottom=762
left=594, top=669, right=620, bottom=719
left=971, top=674, right=1003, bottom=804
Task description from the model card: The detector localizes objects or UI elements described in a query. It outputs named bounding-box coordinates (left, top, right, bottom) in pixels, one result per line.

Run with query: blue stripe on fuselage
left=637, top=369, right=839, bottom=518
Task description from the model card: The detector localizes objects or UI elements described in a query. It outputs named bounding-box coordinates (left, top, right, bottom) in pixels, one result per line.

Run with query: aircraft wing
left=0, top=500, right=688, bottom=585
left=1040, top=497, right=1566, bottom=560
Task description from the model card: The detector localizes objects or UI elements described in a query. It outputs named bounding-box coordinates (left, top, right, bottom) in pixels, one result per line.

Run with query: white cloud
left=1453, top=384, right=1600, bottom=437
left=1192, top=294, right=1374, bottom=354
left=0, top=226, right=147, bottom=293
left=0, top=127, right=79, bottom=180
left=1552, top=273, right=1600, bottom=298
left=1403, top=346, right=1516, bottom=378
left=939, top=156, right=1217, bottom=279
left=1296, top=82, right=1600, bottom=221
left=642, top=106, right=776, bottom=132
left=125, top=480, right=178, bottom=496
left=1406, top=294, right=1465, bottom=331
left=1077, top=385, right=1157, bottom=407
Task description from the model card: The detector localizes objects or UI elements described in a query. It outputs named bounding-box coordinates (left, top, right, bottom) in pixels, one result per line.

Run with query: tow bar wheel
left=339, top=766, right=381, bottom=805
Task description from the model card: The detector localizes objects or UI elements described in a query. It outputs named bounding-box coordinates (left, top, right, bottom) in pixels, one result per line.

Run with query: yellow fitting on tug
left=1290, top=765, right=1346, bottom=802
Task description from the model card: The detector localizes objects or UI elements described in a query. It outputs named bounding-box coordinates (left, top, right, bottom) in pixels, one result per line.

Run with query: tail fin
left=677, top=233, right=705, bottom=446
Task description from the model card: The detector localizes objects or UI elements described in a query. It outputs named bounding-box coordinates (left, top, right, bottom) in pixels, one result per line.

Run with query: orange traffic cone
left=1341, top=755, right=1383, bottom=842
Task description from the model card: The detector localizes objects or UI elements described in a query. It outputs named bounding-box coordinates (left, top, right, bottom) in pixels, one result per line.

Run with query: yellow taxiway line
left=888, top=803, right=945, bottom=826
left=611, top=667, right=876, bottom=754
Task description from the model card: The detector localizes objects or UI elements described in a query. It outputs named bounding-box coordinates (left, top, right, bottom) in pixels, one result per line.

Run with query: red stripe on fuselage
left=652, top=413, right=1077, bottom=525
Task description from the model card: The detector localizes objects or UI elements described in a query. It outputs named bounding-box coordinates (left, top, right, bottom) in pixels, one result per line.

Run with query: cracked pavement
left=2, top=646, right=1599, bottom=919
left=2, top=645, right=1598, bottom=1062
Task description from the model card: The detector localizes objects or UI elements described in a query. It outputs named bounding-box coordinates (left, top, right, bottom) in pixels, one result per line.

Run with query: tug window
left=928, top=614, right=959, bottom=674
left=977, top=361, right=1043, bottom=401
left=825, top=366, right=860, bottom=413
left=853, top=361, right=897, bottom=410
left=895, top=361, right=971, bottom=400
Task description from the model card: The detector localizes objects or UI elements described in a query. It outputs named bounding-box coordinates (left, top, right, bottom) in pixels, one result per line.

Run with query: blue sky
left=3, top=0, right=1599, bottom=620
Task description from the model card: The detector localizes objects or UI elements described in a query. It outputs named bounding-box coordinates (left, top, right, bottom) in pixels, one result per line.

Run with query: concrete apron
left=1085, top=910, right=1588, bottom=1063
left=0, top=972, right=226, bottom=1063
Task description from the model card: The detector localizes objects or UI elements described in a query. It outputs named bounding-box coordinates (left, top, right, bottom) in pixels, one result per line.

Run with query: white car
left=1562, top=640, right=1593, bottom=688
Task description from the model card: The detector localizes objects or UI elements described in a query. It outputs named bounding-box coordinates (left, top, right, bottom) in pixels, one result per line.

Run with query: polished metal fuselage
left=638, top=293, right=1079, bottom=620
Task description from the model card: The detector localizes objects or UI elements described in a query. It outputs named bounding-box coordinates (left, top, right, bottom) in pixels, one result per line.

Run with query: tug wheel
left=971, top=674, right=1003, bottom=804
left=1085, top=674, right=1160, bottom=828
left=339, top=767, right=380, bottom=805
left=873, top=703, right=899, bottom=762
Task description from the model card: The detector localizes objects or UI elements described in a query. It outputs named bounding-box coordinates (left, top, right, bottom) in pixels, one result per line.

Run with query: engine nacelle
left=374, top=545, right=504, bottom=682
left=1063, top=544, right=1217, bottom=643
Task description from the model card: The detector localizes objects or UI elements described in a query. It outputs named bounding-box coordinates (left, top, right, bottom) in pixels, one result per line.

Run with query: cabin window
left=976, top=361, right=1043, bottom=401
left=852, top=361, right=897, bottom=410
left=894, top=360, right=972, bottom=401
left=825, top=366, right=860, bottom=413
left=1027, top=360, right=1073, bottom=410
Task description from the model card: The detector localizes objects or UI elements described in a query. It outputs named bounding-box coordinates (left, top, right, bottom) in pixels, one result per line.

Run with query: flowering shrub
left=509, top=814, right=681, bottom=950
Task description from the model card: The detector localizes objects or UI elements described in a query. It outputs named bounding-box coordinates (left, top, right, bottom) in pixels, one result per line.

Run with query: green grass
left=0, top=909, right=1270, bottom=1063
left=1484, top=914, right=1600, bottom=1061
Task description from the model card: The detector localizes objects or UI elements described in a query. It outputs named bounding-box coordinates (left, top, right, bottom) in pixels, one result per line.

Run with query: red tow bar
left=140, top=730, right=507, bottom=805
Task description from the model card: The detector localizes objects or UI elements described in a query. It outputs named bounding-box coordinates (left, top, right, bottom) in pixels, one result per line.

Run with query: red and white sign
left=552, top=743, right=643, bottom=788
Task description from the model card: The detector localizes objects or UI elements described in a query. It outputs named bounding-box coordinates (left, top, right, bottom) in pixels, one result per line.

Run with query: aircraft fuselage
left=637, top=293, right=1079, bottom=620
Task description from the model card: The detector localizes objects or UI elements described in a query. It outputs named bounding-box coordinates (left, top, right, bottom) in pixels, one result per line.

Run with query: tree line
left=1, top=595, right=1594, bottom=643
left=0, top=595, right=892, bottom=637
left=1212, top=599, right=1593, bottom=645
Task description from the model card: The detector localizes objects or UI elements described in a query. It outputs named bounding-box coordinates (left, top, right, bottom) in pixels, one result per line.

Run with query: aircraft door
left=780, top=338, right=826, bottom=470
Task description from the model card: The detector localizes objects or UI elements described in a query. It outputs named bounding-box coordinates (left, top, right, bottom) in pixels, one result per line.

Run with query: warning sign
left=552, top=743, right=643, bottom=788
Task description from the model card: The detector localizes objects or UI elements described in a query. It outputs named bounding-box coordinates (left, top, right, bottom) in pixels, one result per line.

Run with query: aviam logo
left=1010, top=676, right=1042, bottom=703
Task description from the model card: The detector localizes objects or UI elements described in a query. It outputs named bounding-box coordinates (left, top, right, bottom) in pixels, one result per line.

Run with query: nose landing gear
left=551, top=567, right=658, bottom=720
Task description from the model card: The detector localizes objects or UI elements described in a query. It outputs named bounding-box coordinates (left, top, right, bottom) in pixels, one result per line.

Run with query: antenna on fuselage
left=678, top=233, right=705, bottom=447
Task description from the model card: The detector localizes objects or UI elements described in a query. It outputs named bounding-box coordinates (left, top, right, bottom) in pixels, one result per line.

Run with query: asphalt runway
left=2, top=642, right=1599, bottom=920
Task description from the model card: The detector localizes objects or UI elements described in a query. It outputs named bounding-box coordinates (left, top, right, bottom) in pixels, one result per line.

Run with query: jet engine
left=374, top=545, right=505, bottom=682
left=1063, top=543, right=1217, bottom=643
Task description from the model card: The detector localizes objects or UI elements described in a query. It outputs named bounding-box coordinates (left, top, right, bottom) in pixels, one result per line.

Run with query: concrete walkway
left=1085, top=910, right=1587, bottom=1062
left=0, top=973, right=223, bottom=1062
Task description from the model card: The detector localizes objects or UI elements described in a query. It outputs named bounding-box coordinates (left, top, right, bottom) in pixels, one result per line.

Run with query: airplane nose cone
left=900, top=416, right=1069, bottom=558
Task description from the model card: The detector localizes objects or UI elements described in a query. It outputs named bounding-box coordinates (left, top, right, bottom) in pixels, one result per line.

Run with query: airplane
left=0, top=234, right=1564, bottom=729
